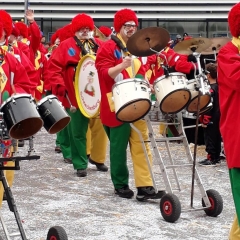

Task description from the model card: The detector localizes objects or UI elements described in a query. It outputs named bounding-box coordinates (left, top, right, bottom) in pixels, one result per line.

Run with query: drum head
left=74, top=55, right=101, bottom=118
left=160, top=89, right=191, bottom=114
left=187, top=94, right=211, bottom=113
left=116, top=99, right=151, bottom=123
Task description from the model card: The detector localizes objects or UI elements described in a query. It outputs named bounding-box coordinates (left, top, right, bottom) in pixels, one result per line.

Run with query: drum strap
left=111, top=35, right=129, bottom=55
left=73, top=36, right=98, bottom=56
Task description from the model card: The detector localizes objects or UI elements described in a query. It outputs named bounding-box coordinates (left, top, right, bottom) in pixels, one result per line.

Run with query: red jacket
left=47, top=37, right=103, bottom=108
left=217, top=41, right=240, bottom=168
left=95, top=39, right=147, bottom=127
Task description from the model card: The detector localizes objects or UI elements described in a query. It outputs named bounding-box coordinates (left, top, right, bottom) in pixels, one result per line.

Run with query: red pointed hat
left=114, top=8, right=138, bottom=33
left=228, top=3, right=240, bottom=38
left=0, top=10, right=13, bottom=38
left=71, top=13, right=94, bottom=33
left=99, top=26, right=112, bottom=37
left=15, top=22, right=28, bottom=38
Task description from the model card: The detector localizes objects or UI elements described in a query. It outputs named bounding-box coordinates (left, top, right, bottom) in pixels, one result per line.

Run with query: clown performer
left=95, top=8, right=166, bottom=200
left=47, top=13, right=108, bottom=177
left=217, top=2, right=240, bottom=239
left=0, top=14, right=36, bottom=206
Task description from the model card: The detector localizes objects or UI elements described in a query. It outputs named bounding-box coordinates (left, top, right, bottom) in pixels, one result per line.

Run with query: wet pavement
left=0, top=128, right=234, bottom=240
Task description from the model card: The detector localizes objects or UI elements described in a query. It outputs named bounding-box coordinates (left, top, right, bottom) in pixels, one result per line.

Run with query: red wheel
left=160, top=193, right=181, bottom=223
left=47, top=226, right=68, bottom=240
left=202, top=189, right=223, bottom=217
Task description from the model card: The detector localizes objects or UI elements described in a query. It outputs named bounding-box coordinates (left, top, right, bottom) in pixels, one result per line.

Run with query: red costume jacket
left=147, top=48, right=196, bottom=84
left=217, top=42, right=240, bottom=168
left=95, top=39, right=147, bottom=127
left=47, top=37, right=103, bottom=108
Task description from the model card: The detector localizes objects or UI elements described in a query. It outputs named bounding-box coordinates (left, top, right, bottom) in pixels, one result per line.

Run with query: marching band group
left=0, top=2, right=240, bottom=239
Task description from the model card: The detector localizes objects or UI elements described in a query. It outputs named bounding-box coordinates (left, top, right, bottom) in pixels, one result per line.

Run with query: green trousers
left=56, top=125, right=71, bottom=159
left=66, top=109, right=89, bottom=170
left=104, top=123, right=131, bottom=189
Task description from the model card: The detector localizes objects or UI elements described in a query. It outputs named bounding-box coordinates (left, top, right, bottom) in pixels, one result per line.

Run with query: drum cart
left=0, top=140, right=68, bottom=240
left=130, top=105, right=223, bottom=223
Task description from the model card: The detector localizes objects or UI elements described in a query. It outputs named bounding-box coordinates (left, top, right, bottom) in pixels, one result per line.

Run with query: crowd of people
left=0, top=2, right=239, bottom=238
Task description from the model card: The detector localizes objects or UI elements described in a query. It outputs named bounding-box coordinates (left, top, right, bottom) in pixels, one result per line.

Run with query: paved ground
left=0, top=128, right=234, bottom=240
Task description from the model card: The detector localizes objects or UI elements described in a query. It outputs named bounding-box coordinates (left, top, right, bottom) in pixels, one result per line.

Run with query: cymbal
left=126, top=27, right=170, bottom=56
left=201, top=37, right=231, bottom=55
left=174, top=37, right=212, bottom=55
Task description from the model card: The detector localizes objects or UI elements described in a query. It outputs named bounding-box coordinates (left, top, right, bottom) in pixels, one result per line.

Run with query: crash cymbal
left=201, top=37, right=231, bottom=55
left=174, top=37, right=212, bottom=55
left=126, top=27, right=170, bottom=56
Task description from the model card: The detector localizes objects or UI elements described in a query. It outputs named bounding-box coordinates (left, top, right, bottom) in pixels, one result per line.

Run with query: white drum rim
left=112, top=78, right=150, bottom=91
left=37, top=94, right=58, bottom=106
left=154, top=72, right=187, bottom=84
left=0, top=93, right=33, bottom=109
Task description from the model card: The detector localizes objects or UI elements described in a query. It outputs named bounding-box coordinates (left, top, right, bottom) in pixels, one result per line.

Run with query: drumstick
left=65, top=93, right=77, bottom=113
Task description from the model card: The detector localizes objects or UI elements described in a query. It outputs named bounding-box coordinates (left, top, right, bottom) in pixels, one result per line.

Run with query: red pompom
left=71, top=14, right=94, bottom=33
left=11, top=23, right=20, bottom=37
left=58, top=24, right=73, bottom=42
left=228, top=3, right=240, bottom=38
left=114, top=8, right=138, bottom=33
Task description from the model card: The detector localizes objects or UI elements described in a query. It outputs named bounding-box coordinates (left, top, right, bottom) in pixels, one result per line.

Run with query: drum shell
left=112, top=78, right=151, bottom=123
left=1, top=94, right=43, bottom=140
left=186, top=79, right=211, bottom=113
left=153, top=72, right=191, bottom=114
left=37, top=95, right=71, bottom=134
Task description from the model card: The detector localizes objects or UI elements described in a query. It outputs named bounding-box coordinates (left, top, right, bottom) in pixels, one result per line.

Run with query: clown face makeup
left=77, top=27, right=92, bottom=40
left=121, top=21, right=137, bottom=38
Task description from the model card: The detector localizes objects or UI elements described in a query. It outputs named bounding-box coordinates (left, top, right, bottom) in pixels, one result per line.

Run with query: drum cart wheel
left=202, top=189, right=223, bottom=217
left=47, top=226, right=68, bottom=240
left=160, top=193, right=181, bottom=223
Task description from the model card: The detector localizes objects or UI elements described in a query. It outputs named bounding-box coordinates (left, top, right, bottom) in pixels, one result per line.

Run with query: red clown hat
left=11, top=23, right=20, bottom=37
left=228, top=3, right=240, bottom=38
left=71, top=13, right=94, bottom=33
left=113, top=8, right=138, bottom=33
left=0, top=10, right=13, bottom=38
left=99, top=26, right=112, bottom=37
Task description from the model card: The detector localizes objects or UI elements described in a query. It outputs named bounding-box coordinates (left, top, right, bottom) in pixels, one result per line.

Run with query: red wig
left=99, top=26, right=112, bottom=37
left=228, top=3, right=240, bottom=38
left=0, top=20, right=3, bottom=39
left=114, top=8, right=138, bottom=33
left=0, top=10, right=12, bottom=37
left=71, top=14, right=94, bottom=33
left=11, top=23, right=20, bottom=37
left=15, top=22, right=28, bottom=38
left=59, top=24, right=73, bottom=42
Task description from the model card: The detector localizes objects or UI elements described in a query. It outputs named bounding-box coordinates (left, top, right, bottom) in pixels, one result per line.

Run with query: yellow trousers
left=129, top=120, right=153, bottom=187
left=229, top=214, right=240, bottom=240
left=86, top=117, right=108, bottom=164
left=0, top=161, right=15, bottom=208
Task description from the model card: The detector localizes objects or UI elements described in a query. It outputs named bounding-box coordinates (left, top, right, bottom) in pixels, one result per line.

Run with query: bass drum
left=37, top=95, right=71, bottom=134
left=0, top=94, right=43, bottom=140
left=74, top=54, right=101, bottom=118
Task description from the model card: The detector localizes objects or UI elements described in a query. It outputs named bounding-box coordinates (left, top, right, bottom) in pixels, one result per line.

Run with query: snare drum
left=153, top=72, right=191, bottom=114
left=37, top=95, right=71, bottom=134
left=0, top=94, right=43, bottom=140
left=186, top=79, right=211, bottom=113
left=112, top=78, right=151, bottom=122
left=148, top=101, right=166, bottom=122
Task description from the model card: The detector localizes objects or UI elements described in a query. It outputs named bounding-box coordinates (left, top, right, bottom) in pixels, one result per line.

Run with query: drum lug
left=116, top=87, right=120, bottom=95
left=155, top=86, right=159, bottom=92
left=48, top=99, right=53, bottom=104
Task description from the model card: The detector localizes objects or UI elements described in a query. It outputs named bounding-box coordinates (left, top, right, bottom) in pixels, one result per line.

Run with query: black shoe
left=199, top=159, right=220, bottom=166
left=63, top=158, right=72, bottom=164
left=18, top=140, right=24, bottom=147
left=55, top=146, right=62, bottom=153
left=136, top=186, right=157, bottom=201
left=89, top=157, right=108, bottom=172
left=114, top=185, right=134, bottom=199
left=76, top=169, right=87, bottom=177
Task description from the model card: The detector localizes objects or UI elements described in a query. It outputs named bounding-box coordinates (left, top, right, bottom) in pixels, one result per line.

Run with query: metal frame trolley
left=130, top=104, right=223, bottom=223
